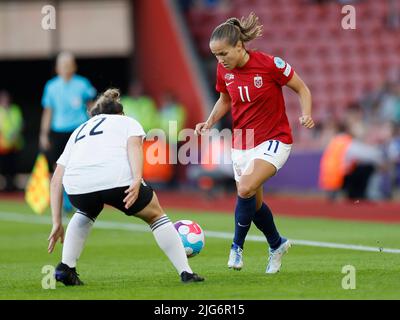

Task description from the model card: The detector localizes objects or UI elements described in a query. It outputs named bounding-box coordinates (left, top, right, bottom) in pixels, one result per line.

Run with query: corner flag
left=25, top=153, right=50, bottom=215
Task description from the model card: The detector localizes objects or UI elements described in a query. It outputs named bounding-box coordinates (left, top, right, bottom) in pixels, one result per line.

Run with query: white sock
left=62, top=211, right=94, bottom=268
left=150, top=215, right=193, bottom=275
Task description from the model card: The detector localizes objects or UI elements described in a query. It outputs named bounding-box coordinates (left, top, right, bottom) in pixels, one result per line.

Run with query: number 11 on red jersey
left=238, top=86, right=251, bottom=102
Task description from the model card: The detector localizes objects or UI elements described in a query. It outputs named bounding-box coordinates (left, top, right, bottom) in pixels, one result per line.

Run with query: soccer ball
left=174, top=220, right=205, bottom=258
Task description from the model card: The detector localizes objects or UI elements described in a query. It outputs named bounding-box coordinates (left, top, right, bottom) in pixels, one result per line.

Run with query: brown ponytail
left=210, top=12, right=263, bottom=46
left=90, top=88, right=123, bottom=117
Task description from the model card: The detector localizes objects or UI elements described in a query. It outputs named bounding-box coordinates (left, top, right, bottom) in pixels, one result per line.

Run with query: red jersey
left=216, top=51, right=294, bottom=150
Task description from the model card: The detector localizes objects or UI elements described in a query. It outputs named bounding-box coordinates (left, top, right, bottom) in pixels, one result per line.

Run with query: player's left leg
left=228, top=160, right=277, bottom=270
left=103, top=184, right=204, bottom=283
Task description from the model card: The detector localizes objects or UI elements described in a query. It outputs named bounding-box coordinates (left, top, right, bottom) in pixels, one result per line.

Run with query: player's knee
left=237, top=184, right=256, bottom=198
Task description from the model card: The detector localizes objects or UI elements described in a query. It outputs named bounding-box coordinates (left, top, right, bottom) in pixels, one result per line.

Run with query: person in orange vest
left=320, top=121, right=385, bottom=201
left=142, top=139, right=174, bottom=185
left=319, top=123, right=353, bottom=200
left=342, top=122, right=385, bottom=200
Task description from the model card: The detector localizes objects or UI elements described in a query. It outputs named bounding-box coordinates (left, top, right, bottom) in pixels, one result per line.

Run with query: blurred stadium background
left=1, top=0, right=400, bottom=204
left=1, top=0, right=400, bottom=300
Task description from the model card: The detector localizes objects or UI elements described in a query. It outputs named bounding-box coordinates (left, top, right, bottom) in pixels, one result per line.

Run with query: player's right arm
left=195, top=92, right=231, bottom=135
left=47, top=131, right=76, bottom=253
left=39, top=108, right=52, bottom=151
left=48, top=164, right=65, bottom=253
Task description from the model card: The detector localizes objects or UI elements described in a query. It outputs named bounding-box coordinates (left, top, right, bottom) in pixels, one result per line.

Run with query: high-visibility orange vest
left=201, top=139, right=225, bottom=172
left=319, top=133, right=353, bottom=191
left=142, top=140, right=173, bottom=183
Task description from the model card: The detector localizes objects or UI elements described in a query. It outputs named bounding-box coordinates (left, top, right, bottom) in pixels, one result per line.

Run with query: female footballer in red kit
left=195, top=13, right=314, bottom=273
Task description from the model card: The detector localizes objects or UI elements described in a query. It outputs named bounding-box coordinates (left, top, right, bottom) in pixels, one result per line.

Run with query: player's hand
left=39, top=133, right=51, bottom=151
left=48, top=224, right=64, bottom=253
left=299, top=115, right=315, bottom=129
left=195, top=122, right=211, bottom=136
left=124, top=180, right=141, bottom=209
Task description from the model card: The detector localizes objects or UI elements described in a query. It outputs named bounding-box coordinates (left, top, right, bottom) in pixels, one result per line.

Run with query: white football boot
left=266, top=238, right=291, bottom=274
left=227, top=243, right=243, bottom=270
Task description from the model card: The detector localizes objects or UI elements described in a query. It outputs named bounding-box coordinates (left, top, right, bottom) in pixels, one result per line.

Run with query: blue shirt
left=41, top=75, right=97, bottom=132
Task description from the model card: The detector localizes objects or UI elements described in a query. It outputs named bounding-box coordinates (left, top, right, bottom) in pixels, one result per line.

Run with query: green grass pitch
left=0, top=199, right=399, bottom=300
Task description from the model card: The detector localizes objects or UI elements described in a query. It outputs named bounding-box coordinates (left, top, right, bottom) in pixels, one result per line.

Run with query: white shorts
left=231, top=140, right=292, bottom=182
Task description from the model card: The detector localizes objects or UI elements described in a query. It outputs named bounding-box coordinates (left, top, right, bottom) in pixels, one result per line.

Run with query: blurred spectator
left=159, top=91, right=187, bottom=143
left=378, top=80, right=400, bottom=124
left=120, top=81, right=159, bottom=133
left=40, top=52, right=97, bottom=166
left=0, top=90, right=24, bottom=192
left=387, top=0, right=400, bottom=30
left=319, top=123, right=353, bottom=200
left=319, top=121, right=385, bottom=201
left=159, top=91, right=187, bottom=187
left=343, top=122, right=385, bottom=200
left=387, top=123, right=400, bottom=192
left=345, top=102, right=364, bottom=126
left=314, top=119, right=341, bottom=149
left=359, top=84, right=386, bottom=124
left=366, top=121, right=396, bottom=200
left=187, top=134, right=235, bottom=196
left=39, top=52, right=97, bottom=212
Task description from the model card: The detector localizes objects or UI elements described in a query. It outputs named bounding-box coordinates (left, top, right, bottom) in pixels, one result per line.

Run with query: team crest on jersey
left=224, top=73, right=234, bottom=81
left=254, top=75, right=263, bottom=88
left=274, top=57, right=286, bottom=69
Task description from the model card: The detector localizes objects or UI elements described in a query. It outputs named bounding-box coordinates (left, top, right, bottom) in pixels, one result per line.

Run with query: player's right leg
left=103, top=184, right=204, bottom=283
left=253, top=185, right=290, bottom=273
left=227, top=186, right=264, bottom=270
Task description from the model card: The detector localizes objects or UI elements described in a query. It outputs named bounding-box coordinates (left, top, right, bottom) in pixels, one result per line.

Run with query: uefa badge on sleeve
left=254, top=75, right=263, bottom=88
left=274, top=57, right=286, bottom=69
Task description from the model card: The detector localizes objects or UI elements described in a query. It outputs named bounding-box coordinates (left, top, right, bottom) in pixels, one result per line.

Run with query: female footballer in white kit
left=47, top=89, right=204, bottom=285
left=196, top=13, right=314, bottom=273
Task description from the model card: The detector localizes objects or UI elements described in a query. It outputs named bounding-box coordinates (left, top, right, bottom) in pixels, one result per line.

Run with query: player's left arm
left=286, top=72, right=315, bottom=129
left=48, top=164, right=65, bottom=253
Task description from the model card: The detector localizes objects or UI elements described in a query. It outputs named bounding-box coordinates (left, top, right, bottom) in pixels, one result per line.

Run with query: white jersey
left=57, top=114, right=146, bottom=194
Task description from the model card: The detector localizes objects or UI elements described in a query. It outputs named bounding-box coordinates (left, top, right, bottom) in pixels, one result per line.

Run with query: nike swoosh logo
left=226, top=81, right=234, bottom=86
left=237, top=222, right=250, bottom=227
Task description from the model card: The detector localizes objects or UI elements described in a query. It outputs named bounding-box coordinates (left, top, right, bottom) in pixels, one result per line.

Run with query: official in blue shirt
left=39, top=52, right=96, bottom=167
left=39, top=52, right=96, bottom=214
